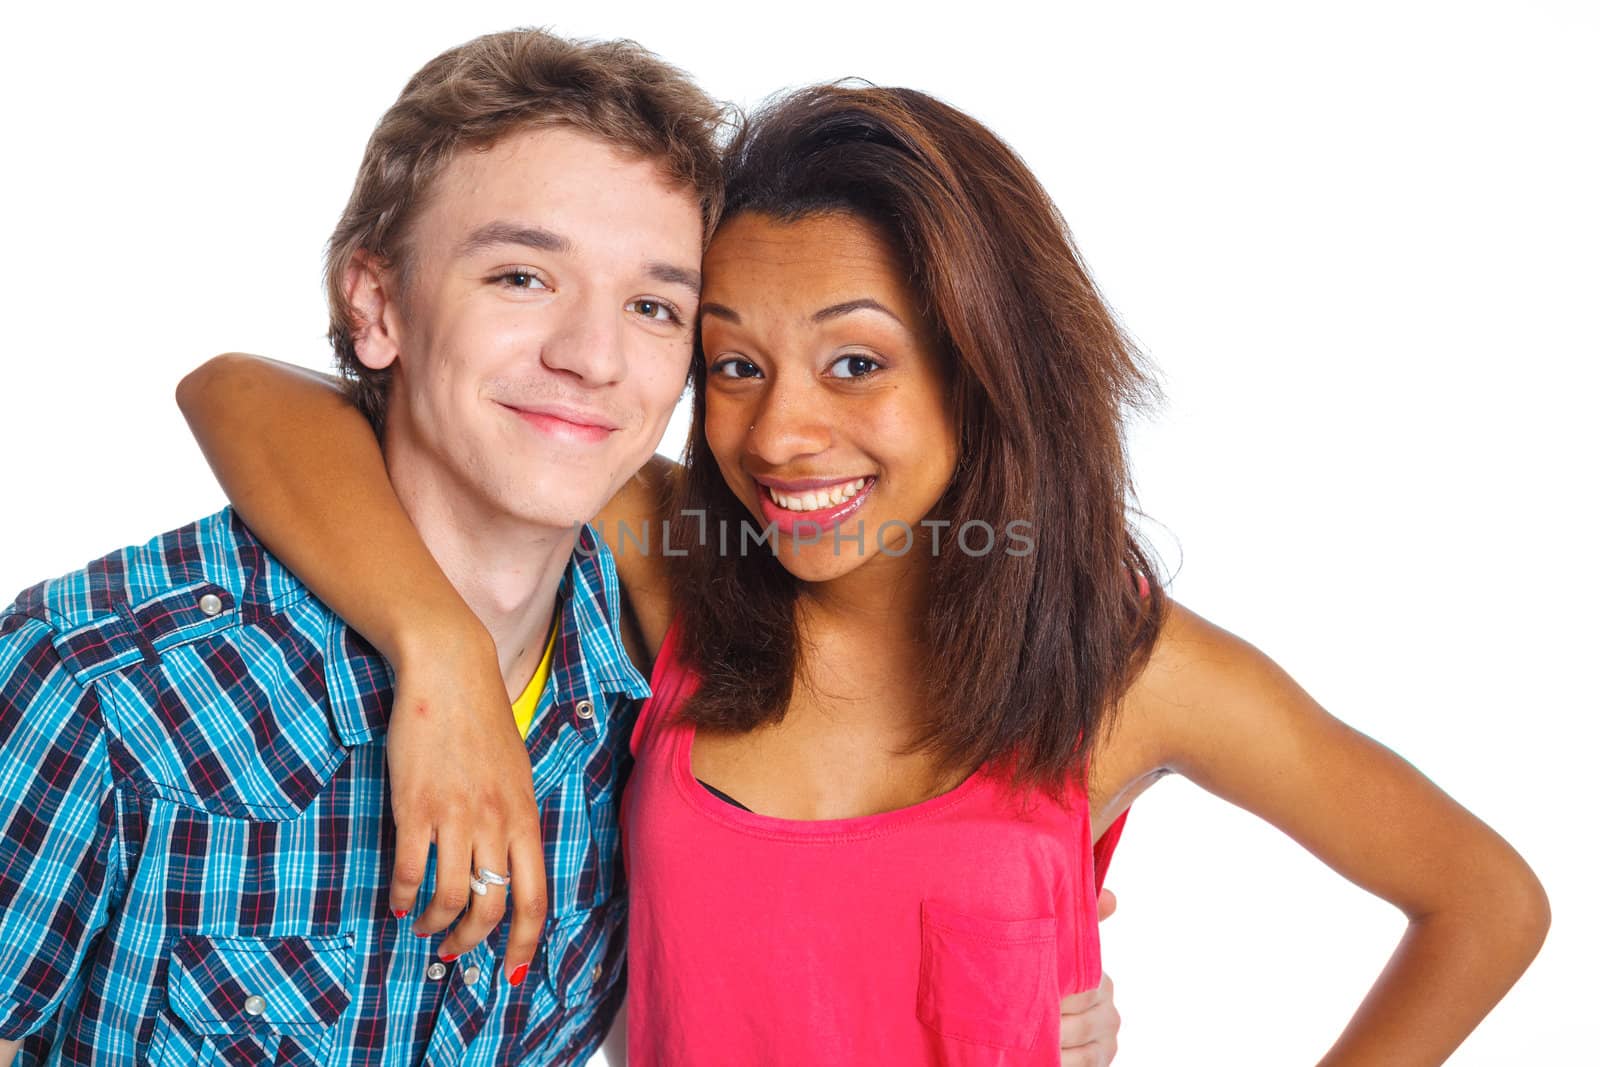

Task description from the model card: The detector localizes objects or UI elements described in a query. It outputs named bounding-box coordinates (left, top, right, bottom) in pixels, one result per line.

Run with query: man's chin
left=503, top=499, right=609, bottom=533
left=499, top=480, right=621, bottom=531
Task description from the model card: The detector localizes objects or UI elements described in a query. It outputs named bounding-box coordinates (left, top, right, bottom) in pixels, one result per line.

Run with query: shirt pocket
left=105, top=636, right=355, bottom=822
left=915, top=900, right=1057, bottom=1052
left=541, top=896, right=627, bottom=1009
left=145, top=932, right=355, bottom=1067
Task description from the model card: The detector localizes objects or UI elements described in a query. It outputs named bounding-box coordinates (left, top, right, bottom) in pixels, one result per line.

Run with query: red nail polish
left=413, top=928, right=430, bottom=938
left=392, top=908, right=408, bottom=919
left=439, top=952, right=460, bottom=963
left=509, top=963, right=529, bottom=987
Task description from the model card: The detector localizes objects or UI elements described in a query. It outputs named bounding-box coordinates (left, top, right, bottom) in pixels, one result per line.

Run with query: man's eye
left=496, top=270, right=548, bottom=290
left=711, top=358, right=761, bottom=379
left=628, top=298, right=680, bottom=324
left=825, top=354, right=881, bottom=379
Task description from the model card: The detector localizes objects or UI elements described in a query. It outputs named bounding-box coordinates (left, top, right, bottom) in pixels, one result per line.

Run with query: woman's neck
left=790, top=549, right=936, bottom=739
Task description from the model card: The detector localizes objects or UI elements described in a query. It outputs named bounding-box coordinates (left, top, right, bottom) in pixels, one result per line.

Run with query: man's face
left=364, top=125, right=703, bottom=530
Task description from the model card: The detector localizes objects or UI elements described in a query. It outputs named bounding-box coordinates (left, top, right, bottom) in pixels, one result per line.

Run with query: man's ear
left=344, top=252, right=404, bottom=372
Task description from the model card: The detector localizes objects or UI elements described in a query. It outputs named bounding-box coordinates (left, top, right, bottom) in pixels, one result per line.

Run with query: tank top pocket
left=915, top=899, right=1056, bottom=1051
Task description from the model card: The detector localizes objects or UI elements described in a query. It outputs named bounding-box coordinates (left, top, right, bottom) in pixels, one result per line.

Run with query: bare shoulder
left=1094, top=597, right=1416, bottom=843
left=595, top=454, right=679, bottom=662
left=1088, top=600, right=1283, bottom=826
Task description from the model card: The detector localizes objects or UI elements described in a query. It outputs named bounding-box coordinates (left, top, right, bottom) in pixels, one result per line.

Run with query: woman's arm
left=1105, top=603, right=1548, bottom=1066
left=592, top=453, right=679, bottom=668
left=175, top=354, right=547, bottom=977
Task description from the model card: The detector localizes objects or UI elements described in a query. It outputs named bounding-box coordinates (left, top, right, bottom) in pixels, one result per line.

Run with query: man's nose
left=540, top=293, right=628, bottom=385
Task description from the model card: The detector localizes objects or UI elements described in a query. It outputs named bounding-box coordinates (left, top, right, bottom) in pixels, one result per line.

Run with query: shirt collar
left=544, top=525, right=650, bottom=732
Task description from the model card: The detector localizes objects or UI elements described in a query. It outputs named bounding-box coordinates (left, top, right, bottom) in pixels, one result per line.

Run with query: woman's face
left=699, top=211, right=960, bottom=584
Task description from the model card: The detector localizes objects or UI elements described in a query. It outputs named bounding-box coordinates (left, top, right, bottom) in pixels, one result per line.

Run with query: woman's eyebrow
left=700, top=298, right=904, bottom=326
left=812, top=298, right=903, bottom=325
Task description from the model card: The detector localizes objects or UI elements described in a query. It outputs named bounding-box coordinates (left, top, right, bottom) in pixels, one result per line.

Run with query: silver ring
left=469, top=876, right=489, bottom=896
left=475, top=867, right=511, bottom=887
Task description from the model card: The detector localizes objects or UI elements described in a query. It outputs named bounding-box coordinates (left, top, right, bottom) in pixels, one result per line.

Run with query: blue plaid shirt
left=0, top=509, right=648, bottom=1065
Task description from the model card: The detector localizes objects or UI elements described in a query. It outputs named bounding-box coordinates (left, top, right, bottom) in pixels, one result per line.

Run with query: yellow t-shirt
left=512, top=624, right=558, bottom=740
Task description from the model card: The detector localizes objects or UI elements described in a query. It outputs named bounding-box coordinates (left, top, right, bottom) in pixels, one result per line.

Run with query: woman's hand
left=387, top=625, right=548, bottom=984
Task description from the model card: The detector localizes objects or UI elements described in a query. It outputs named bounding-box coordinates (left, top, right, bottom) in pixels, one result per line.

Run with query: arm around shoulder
left=174, top=352, right=485, bottom=665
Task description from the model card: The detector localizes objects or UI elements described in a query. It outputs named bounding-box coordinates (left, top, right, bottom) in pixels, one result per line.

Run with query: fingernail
left=439, top=952, right=460, bottom=963
left=508, top=963, right=529, bottom=987
left=413, top=928, right=430, bottom=938
left=392, top=908, right=408, bottom=919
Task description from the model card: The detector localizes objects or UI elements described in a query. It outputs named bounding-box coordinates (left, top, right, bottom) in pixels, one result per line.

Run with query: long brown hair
left=670, top=84, right=1166, bottom=795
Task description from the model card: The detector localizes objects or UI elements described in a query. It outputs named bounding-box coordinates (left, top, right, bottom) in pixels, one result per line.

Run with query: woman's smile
left=755, top=475, right=876, bottom=534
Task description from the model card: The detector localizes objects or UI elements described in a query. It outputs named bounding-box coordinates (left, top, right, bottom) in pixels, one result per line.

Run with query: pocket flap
left=167, top=933, right=355, bottom=1036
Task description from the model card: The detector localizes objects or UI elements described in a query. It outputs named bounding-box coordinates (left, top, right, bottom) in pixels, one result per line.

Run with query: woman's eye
left=825, top=354, right=881, bottom=379
left=711, top=358, right=762, bottom=380
left=628, top=298, right=680, bottom=324
left=496, top=270, right=548, bottom=290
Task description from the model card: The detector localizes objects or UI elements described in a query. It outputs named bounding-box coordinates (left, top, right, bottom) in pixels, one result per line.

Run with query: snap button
left=243, top=994, right=266, bottom=1017
left=575, top=699, right=594, bottom=720
left=589, top=963, right=603, bottom=984
left=463, top=965, right=481, bottom=986
left=426, top=961, right=447, bottom=981
left=199, top=593, right=224, bottom=616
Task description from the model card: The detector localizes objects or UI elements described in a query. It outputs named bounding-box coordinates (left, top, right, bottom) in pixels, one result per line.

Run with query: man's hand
left=386, top=632, right=548, bottom=985
left=1057, top=887, right=1121, bottom=1066
left=1060, top=972, right=1120, bottom=1066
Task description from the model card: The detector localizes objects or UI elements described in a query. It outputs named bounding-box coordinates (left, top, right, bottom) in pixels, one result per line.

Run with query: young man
left=0, top=30, right=719, bottom=1064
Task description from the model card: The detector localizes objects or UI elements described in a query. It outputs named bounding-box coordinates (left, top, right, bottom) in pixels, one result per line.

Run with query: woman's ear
left=344, top=252, right=403, bottom=372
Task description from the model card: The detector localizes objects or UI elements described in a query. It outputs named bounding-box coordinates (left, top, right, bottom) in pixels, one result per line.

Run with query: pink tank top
left=622, top=622, right=1128, bottom=1065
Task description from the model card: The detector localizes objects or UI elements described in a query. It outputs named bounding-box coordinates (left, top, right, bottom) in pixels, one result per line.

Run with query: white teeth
left=768, top=478, right=868, bottom=512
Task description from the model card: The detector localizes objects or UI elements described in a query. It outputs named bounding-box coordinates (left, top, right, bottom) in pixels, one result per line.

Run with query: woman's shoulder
left=595, top=454, right=680, bottom=664
left=1088, top=600, right=1263, bottom=821
left=1092, top=596, right=1339, bottom=816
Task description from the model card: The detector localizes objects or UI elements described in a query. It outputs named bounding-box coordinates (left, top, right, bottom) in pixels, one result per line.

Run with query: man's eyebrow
left=458, top=223, right=699, bottom=293
left=813, top=298, right=903, bottom=325
left=701, top=302, right=740, bottom=323
left=457, top=221, right=571, bottom=257
left=647, top=262, right=702, bottom=294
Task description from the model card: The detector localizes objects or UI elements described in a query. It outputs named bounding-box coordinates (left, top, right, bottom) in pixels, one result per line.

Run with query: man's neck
left=387, top=450, right=577, bottom=701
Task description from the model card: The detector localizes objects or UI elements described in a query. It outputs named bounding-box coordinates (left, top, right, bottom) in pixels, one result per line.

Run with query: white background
left=2, top=2, right=1594, bottom=1063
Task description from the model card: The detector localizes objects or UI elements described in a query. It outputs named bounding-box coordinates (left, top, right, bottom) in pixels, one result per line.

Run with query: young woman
left=175, top=85, right=1547, bottom=1064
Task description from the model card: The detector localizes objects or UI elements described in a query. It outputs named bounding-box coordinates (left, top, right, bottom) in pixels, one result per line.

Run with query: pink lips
left=501, top=402, right=617, bottom=444
left=756, top=477, right=876, bottom=537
